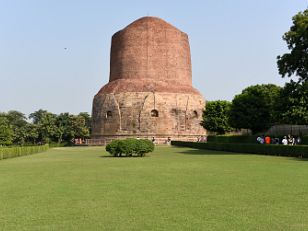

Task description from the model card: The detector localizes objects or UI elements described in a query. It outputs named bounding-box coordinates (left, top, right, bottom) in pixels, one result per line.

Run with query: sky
left=1, top=0, right=307, bottom=116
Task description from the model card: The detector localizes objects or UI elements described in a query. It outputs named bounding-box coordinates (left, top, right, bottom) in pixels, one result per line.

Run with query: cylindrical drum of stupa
left=92, top=16, right=206, bottom=141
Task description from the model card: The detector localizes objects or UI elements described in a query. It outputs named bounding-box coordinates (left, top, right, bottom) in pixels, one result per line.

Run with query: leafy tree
left=0, top=109, right=91, bottom=146
left=201, top=100, right=233, bottom=134
left=0, top=115, right=14, bottom=146
left=275, top=80, right=308, bottom=124
left=78, top=112, right=92, bottom=134
left=229, top=84, right=281, bottom=134
left=55, top=113, right=71, bottom=144
left=276, top=8, right=308, bottom=125
left=24, top=123, right=39, bottom=144
left=29, top=109, right=57, bottom=143
left=277, top=9, right=308, bottom=83
left=6, top=110, right=28, bottom=145
left=70, top=115, right=90, bottom=140
left=55, top=113, right=90, bottom=144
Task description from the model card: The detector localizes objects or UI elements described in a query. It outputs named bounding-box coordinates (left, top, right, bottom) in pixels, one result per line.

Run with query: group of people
left=256, top=134, right=301, bottom=145
left=281, top=135, right=301, bottom=145
left=151, top=137, right=172, bottom=145
left=197, top=136, right=207, bottom=142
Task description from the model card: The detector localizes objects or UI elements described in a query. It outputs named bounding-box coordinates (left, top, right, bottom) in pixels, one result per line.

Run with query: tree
left=277, top=9, right=308, bottom=83
left=201, top=100, right=233, bottom=134
left=70, top=115, right=90, bottom=140
left=78, top=112, right=92, bottom=134
left=275, top=80, right=308, bottom=124
left=24, top=123, right=39, bottom=144
left=0, top=109, right=91, bottom=145
left=6, top=110, right=28, bottom=145
left=55, top=113, right=90, bottom=144
left=276, top=8, right=308, bottom=125
left=55, top=113, right=71, bottom=144
left=229, top=84, right=281, bottom=134
left=0, top=115, right=14, bottom=146
left=29, top=109, right=57, bottom=143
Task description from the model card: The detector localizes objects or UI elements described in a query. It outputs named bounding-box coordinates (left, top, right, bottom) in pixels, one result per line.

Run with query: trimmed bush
left=0, top=144, right=49, bottom=160
left=134, top=139, right=155, bottom=157
left=207, top=136, right=257, bottom=144
left=106, top=139, right=154, bottom=157
left=302, top=136, right=308, bottom=145
left=171, top=141, right=308, bottom=158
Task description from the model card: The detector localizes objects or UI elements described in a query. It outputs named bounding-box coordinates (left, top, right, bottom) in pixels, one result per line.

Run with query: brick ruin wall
left=92, top=92, right=205, bottom=140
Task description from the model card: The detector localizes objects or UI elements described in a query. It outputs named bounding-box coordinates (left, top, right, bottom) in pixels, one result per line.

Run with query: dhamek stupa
left=91, top=17, right=206, bottom=142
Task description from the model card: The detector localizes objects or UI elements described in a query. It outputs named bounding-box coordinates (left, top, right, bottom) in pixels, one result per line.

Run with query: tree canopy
left=29, top=110, right=58, bottom=144
left=6, top=110, right=28, bottom=145
left=0, top=116, right=14, bottom=146
left=276, top=8, right=308, bottom=125
left=229, top=84, right=281, bottom=134
left=277, top=9, right=308, bottom=83
left=0, top=109, right=91, bottom=146
left=275, top=80, right=308, bottom=124
left=201, top=100, right=233, bottom=134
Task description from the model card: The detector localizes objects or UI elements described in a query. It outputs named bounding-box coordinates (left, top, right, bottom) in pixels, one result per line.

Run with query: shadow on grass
left=176, top=147, right=308, bottom=160
left=290, top=157, right=308, bottom=161
left=99, top=155, right=150, bottom=158
left=176, top=148, right=237, bottom=156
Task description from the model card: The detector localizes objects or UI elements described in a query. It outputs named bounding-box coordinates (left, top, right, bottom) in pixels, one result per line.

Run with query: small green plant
left=106, top=138, right=154, bottom=157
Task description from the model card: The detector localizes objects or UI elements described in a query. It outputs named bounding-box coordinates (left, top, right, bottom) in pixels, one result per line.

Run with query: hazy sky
left=1, top=0, right=307, bottom=115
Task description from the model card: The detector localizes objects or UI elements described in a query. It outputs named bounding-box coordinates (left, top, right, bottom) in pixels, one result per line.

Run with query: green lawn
left=0, top=146, right=308, bottom=231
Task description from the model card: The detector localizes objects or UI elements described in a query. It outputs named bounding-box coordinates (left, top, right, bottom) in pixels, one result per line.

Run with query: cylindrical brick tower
left=92, top=16, right=206, bottom=142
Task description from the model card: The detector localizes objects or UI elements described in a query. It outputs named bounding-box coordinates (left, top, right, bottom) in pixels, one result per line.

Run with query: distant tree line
left=0, top=110, right=91, bottom=146
left=202, top=8, right=308, bottom=135
left=203, top=82, right=308, bottom=135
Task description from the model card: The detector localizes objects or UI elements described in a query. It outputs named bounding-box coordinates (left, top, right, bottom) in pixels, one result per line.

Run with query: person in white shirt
left=282, top=136, right=288, bottom=145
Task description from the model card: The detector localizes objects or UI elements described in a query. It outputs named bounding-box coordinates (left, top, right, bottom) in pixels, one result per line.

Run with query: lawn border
left=0, top=144, right=49, bottom=160
left=171, top=141, right=308, bottom=158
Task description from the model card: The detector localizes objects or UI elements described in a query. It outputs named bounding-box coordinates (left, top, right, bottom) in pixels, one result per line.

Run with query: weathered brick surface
left=92, top=17, right=206, bottom=140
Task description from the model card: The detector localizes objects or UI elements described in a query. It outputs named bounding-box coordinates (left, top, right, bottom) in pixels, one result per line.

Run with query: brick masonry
left=92, top=16, right=206, bottom=141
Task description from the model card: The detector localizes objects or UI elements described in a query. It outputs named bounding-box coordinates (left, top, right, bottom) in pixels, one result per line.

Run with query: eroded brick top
left=99, top=16, right=201, bottom=95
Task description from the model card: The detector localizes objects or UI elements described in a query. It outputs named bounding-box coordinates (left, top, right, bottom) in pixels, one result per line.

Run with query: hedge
left=171, top=141, right=308, bottom=158
left=0, top=144, right=49, bottom=160
left=106, top=138, right=154, bottom=157
left=207, top=136, right=257, bottom=144
left=302, top=136, right=308, bottom=145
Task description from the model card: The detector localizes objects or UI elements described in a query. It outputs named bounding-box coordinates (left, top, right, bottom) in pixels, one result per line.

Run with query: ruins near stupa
left=91, top=16, right=206, bottom=142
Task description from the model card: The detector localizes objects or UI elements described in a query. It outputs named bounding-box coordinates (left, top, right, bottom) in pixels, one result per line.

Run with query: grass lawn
left=0, top=146, right=308, bottom=231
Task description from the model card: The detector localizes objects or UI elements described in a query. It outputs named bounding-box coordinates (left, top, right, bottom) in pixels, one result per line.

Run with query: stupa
left=91, top=16, right=206, bottom=142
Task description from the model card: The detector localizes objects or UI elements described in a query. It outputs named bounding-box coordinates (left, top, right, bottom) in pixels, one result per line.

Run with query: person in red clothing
left=265, top=136, right=271, bottom=144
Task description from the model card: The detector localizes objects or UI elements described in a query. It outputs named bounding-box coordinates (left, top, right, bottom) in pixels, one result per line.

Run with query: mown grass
left=0, top=146, right=308, bottom=230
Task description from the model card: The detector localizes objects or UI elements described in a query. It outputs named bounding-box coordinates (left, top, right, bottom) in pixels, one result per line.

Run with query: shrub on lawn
left=106, top=139, right=154, bottom=157
left=0, top=144, right=49, bottom=160
left=171, top=141, right=308, bottom=158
